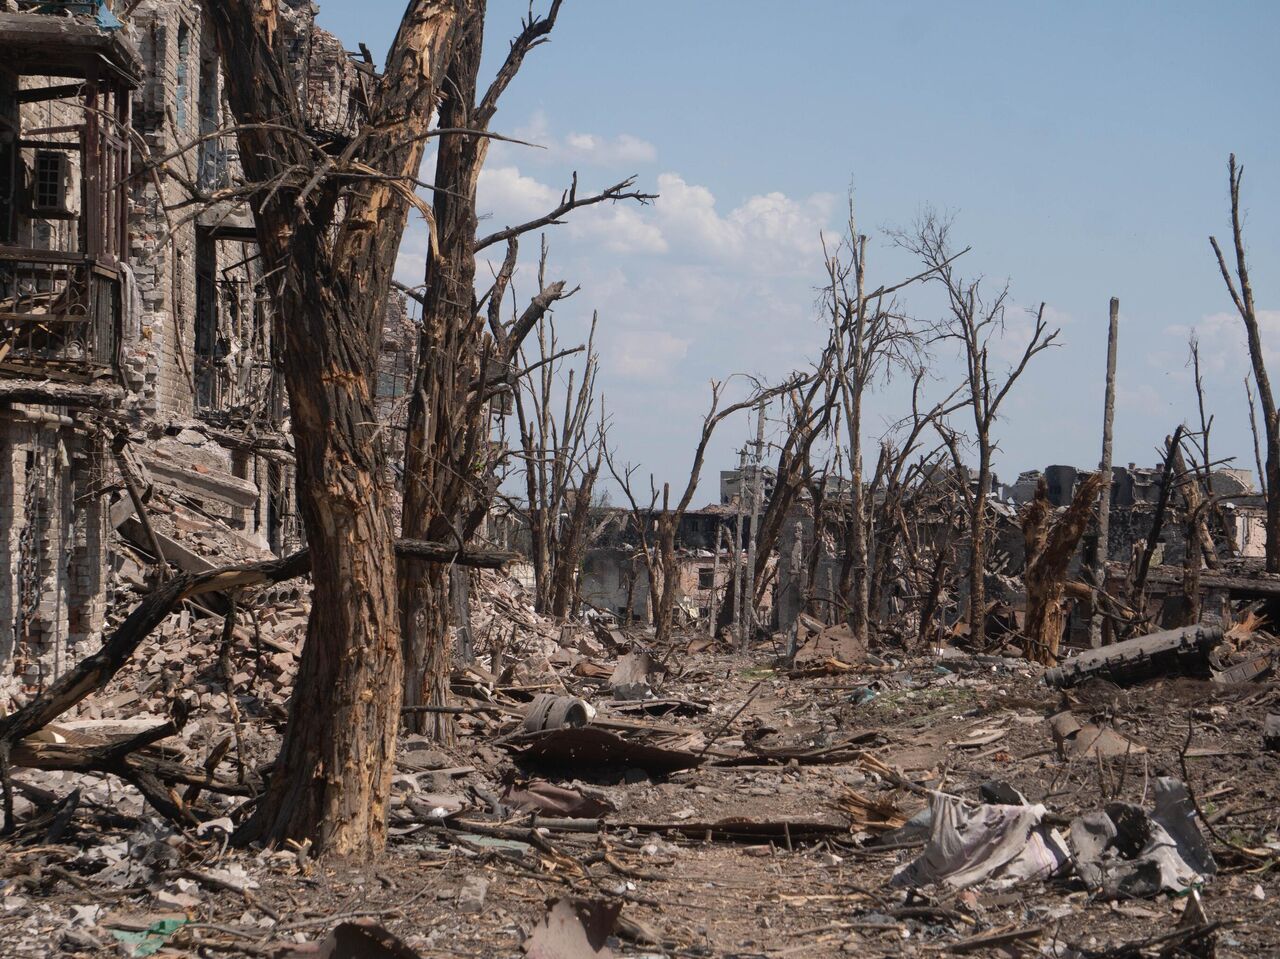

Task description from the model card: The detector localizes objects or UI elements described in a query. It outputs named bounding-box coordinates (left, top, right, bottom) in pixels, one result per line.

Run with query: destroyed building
left=576, top=502, right=775, bottom=626
left=0, top=0, right=358, bottom=692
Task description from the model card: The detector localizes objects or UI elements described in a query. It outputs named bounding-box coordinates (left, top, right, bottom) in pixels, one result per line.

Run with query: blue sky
left=319, top=1, right=1280, bottom=501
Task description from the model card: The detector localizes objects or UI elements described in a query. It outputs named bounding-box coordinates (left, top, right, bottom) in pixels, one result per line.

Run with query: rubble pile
left=2, top=442, right=1280, bottom=957
left=4, top=552, right=1278, bottom=957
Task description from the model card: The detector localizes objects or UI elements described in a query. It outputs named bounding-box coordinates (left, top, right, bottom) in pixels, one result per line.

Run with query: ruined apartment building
left=0, top=0, right=357, bottom=690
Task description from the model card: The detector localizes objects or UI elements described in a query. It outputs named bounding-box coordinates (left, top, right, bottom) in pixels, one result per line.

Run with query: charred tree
left=1210, top=155, right=1279, bottom=572
left=1022, top=473, right=1106, bottom=665
left=397, top=2, right=653, bottom=738
left=821, top=204, right=964, bottom=642
left=205, top=0, right=462, bottom=855
left=513, top=310, right=605, bottom=619
left=899, top=214, right=1058, bottom=649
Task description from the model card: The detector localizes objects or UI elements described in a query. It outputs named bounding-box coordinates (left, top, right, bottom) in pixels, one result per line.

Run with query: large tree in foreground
left=398, top=0, right=652, bottom=739
left=205, top=0, right=462, bottom=855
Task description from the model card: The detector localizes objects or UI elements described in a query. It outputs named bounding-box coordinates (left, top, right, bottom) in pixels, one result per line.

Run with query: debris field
left=3, top=566, right=1278, bottom=959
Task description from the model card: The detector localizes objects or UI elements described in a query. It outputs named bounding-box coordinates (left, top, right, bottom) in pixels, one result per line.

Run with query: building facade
left=0, top=0, right=355, bottom=692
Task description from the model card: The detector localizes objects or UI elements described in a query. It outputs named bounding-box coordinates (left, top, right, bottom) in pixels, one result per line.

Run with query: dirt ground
left=3, top=629, right=1279, bottom=958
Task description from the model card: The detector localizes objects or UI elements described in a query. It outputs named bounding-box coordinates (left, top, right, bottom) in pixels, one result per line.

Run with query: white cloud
left=564, top=131, right=657, bottom=165
left=477, top=164, right=560, bottom=221
left=653, top=173, right=836, bottom=274
left=1115, top=382, right=1172, bottom=418
left=504, top=110, right=657, bottom=168
left=609, top=329, right=690, bottom=380
left=1172, top=309, right=1280, bottom=377
left=569, top=204, right=667, bottom=255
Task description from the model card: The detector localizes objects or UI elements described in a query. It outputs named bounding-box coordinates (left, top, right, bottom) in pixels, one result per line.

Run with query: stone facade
left=0, top=2, right=352, bottom=694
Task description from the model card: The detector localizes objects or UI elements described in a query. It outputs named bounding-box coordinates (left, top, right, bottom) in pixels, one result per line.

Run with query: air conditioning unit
left=28, top=150, right=81, bottom=218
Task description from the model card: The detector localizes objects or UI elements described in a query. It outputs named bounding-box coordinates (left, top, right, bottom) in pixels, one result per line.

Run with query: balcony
left=0, top=248, right=119, bottom=383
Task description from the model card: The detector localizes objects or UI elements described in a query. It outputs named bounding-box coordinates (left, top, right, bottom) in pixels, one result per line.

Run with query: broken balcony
left=0, top=6, right=140, bottom=390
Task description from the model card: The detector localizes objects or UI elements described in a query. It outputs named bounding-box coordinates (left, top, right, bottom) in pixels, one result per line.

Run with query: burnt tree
left=823, top=205, right=963, bottom=640
left=1022, top=472, right=1105, bottom=665
left=1210, top=154, right=1279, bottom=572
left=900, top=214, right=1057, bottom=649
left=513, top=308, right=605, bottom=619
left=398, top=1, right=652, bottom=738
left=205, top=0, right=462, bottom=854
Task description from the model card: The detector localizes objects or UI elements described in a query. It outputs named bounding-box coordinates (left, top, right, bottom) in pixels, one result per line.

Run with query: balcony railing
left=0, top=248, right=118, bottom=379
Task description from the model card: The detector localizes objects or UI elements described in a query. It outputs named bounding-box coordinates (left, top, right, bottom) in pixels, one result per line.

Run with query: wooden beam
left=0, top=378, right=122, bottom=407
left=1140, top=564, right=1280, bottom=597
left=15, top=84, right=84, bottom=105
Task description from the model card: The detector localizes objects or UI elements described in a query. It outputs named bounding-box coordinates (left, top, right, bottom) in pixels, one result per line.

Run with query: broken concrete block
left=1264, top=714, right=1280, bottom=752
left=456, top=876, right=488, bottom=914
left=1044, top=624, right=1223, bottom=688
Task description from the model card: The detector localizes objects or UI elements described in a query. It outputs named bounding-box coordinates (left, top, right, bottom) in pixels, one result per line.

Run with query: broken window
left=698, top=566, right=714, bottom=589
left=194, top=227, right=220, bottom=409
left=175, top=22, right=190, bottom=131
left=30, top=150, right=78, bottom=216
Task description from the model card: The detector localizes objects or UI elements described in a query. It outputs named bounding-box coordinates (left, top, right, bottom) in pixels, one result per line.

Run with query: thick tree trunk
left=400, top=8, right=485, bottom=738
left=847, top=482, right=869, bottom=639
left=206, top=0, right=461, bottom=854
left=234, top=247, right=406, bottom=854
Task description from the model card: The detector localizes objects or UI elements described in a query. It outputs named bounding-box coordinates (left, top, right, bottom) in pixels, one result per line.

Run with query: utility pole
left=1091, top=297, right=1120, bottom=647
left=732, top=447, right=746, bottom=648
left=708, top=523, right=725, bottom=639
left=742, top=401, right=766, bottom=651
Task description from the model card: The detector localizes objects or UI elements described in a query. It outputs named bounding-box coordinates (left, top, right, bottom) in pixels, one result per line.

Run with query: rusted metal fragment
left=523, top=898, right=620, bottom=959
left=510, top=726, right=704, bottom=776
left=522, top=694, right=592, bottom=732
left=1212, top=652, right=1275, bottom=685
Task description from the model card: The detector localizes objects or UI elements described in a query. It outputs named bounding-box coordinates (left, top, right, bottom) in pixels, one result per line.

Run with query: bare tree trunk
left=1023, top=473, right=1106, bottom=664
left=1211, top=155, right=1280, bottom=571
left=206, top=0, right=461, bottom=855
left=549, top=458, right=600, bottom=618
left=733, top=449, right=746, bottom=647
left=655, top=486, right=679, bottom=644
left=968, top=449, right=991, bottom=648
left=400, top=7, right=484, bottom=739
left=1247, top=377, right=1267, bottom=499
left=709, top=523, right=725, bottom=638
left=1091, top=297, right=1120, bottom=647
left=742, top=403, right=765, bottom=648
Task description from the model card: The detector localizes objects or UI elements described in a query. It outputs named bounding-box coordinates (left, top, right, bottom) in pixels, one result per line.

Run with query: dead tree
left=899, top=214, right=1058, bottom=649
left=513, top=308, right=606, bottom=618
left=1022, top=472, right=1106, bottom=664
left=717, top=332, right=842, bottom=636
left=865, top=372, right=966, bottom=625
left=822, top=205, right=966, bottom=642
left=1210, top=154, right=1278, bottom=571
left=204, top=0, right=462, bottom=855
left=397, top=2, right=653, bottom=739
left=608, top=378, right=795, bottom=644
left=1090, top=298, right=1120, bottom=647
